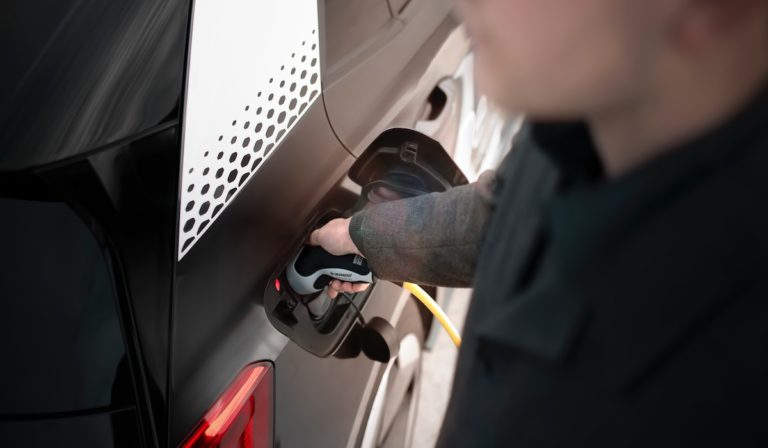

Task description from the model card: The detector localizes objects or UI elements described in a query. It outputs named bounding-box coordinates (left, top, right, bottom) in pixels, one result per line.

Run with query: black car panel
left=0, top=408, right=142, bottom=448
left=12, top=125, right=185, bottom=445
left=0, top=198, right=128, bottom=415
left=0, top=0, right=189, bottom=170
left=85, top=126, right=182, bottom=445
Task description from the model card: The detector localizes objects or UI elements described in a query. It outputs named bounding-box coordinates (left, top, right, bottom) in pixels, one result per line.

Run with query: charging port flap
left=348, top=128, right=468, bottom=199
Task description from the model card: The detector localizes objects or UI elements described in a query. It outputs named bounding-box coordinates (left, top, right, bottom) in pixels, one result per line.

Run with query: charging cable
left=341, top=287, right=461, bottom=348
left=285, top=245, right=462, bottom=348
left=403, top=282, right=462, bottom=347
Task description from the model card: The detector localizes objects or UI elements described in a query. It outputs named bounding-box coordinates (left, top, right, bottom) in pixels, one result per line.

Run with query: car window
left=0, top=198, right=131, bottom=414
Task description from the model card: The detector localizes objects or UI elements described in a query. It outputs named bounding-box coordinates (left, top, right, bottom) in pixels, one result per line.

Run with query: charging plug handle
left=286, top=245, right=374, bottom=295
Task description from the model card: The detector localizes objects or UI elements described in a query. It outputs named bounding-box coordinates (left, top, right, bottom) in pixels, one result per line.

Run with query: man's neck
left=588, top=42, right=768, bottom=179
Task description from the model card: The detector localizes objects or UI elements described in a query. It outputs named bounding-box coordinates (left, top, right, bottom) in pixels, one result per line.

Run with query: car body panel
left=275, top=282, right=412, bottom=448
left=0, top=123, right=180, bottom=447
left=322, top=0, right=458, bottom=154
left=0, top=0, right=189, bottom=170
left=0, top=409, right=142, bottom=448
left=0, top=198, right=126, bottom=415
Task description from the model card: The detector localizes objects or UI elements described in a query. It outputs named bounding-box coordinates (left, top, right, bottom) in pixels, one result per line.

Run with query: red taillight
left=182, top=362, right=274, bottom=448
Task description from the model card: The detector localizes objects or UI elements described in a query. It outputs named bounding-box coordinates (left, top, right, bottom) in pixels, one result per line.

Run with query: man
left=311, top=0, right=768, bottom=445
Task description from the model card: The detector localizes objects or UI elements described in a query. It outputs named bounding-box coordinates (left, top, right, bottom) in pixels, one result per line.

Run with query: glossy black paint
left=0, top=409, right=142, bottom=448
left=2, top=0, right=190, bottom=443
left=0, top=0, right=189, bottom=170
left=28, top=125, right=183, bottom=446
left=0, top=198, right=127, bottom=415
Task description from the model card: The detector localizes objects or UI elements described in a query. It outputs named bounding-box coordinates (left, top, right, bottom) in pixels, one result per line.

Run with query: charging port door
left=349, top=127, right=468, bottom=205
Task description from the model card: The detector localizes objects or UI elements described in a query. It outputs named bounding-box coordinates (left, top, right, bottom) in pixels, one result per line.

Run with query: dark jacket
left=350, top=85, right=768, bottom=446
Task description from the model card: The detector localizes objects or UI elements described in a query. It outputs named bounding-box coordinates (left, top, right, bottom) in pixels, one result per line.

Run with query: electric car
left=0, top=1, right=515, bottom=446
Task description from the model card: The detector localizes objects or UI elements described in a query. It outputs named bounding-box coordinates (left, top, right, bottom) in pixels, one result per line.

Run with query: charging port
left=262, top=128, right=467, bottom=358
left=263, top=208, right=373, bottom=357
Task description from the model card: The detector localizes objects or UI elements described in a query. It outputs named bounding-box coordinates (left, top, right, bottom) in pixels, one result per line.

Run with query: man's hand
left=308, top=217, right=370, bottom=299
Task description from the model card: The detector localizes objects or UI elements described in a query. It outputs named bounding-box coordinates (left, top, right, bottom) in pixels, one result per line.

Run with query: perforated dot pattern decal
left=178, top=1, right=321, bottom=260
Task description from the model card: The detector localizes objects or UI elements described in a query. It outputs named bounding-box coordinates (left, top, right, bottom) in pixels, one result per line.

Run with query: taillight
left=181, top=362, right=274, bottom=448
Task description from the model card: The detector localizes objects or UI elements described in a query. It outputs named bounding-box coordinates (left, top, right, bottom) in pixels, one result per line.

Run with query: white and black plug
left=285, top=245, right=397, bottom=363
left=286, top=245, right=374, bottom=295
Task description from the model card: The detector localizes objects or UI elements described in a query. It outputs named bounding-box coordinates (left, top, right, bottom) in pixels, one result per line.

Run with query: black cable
left=338, top=292, right=366, bottom=326
left=292, top=286, right=366, bottom=326
left=295, top=291, right=326, bottom=322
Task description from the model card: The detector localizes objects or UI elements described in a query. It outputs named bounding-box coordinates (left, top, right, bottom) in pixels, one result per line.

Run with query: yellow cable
left=403, top=282, right=462, bottom=347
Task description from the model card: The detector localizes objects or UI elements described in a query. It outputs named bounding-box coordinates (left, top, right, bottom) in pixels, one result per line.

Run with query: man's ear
left=674, top=0, right=765, bottom=51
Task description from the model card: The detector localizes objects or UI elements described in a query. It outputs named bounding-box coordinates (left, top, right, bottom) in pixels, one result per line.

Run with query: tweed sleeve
left=348, top=170, right=496, bottom=287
